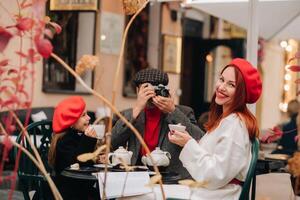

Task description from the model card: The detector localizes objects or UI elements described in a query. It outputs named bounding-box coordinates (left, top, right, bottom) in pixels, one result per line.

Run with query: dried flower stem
left=0, top=123, right=62, bottom=200
left=104, top=2, right=151, bottom=197
left=121, top=171, right=129, bottom=197
left=51, top=52, right=165, bottom=200
left=108, top=0, right=165, bottom=199
left=10, top=113, right=62, bottom=200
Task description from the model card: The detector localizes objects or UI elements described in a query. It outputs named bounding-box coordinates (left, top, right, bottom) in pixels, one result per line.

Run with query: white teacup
left=91, top=124, right=105, bottom=139
left=168, top=124, right=186, bottom=132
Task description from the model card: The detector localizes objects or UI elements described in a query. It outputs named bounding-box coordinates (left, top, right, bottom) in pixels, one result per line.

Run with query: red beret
left=53, top=96, right=86, bottom=133
left=229, top=58, right=262, bottom=104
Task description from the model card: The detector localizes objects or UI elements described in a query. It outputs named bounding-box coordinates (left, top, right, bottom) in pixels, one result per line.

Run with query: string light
left=284, top=84, right=290, bottom=91
left=279, top=102, right=288, bottom=112
left=100, top=35, right=106, bottom=41
left=286, top=45, right=293, bottom=52
left=280, top=41, right=288, bottom=48
left=206, top=54, right=213, bottom=63
left=284, top=74, right=291, bottom=81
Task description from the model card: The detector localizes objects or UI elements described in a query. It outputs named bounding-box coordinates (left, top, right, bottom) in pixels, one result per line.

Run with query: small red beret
left=53, top=96, right=86, bottom=133
left=229, top=58, right=262, bottom=104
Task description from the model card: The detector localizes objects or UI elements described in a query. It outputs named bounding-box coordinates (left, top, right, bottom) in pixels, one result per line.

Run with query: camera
left=154, top=84, right=170, bottom=97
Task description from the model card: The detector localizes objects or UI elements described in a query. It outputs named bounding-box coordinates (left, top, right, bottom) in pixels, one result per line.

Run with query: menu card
left=97, top=172, right=152, bottom=199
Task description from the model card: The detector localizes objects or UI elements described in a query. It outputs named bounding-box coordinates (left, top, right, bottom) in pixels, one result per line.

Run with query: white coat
left=180, top=113, right=252, bottom=200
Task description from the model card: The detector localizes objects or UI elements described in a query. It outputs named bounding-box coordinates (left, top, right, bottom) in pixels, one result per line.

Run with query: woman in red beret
left=168, top=58, right=262, bottom=200
left=48, top=96, right=99, bottom=200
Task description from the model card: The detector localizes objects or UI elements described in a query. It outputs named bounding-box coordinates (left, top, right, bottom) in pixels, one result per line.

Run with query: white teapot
left=141, top=147, right=171, bottom=167
left=108, top=146, right=133, bottom=165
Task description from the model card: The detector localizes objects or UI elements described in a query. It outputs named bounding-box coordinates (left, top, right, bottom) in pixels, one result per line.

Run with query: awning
left=184, top=0, right=300, bottom=40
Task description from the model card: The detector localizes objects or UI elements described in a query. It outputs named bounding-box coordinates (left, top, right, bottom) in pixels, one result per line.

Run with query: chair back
left=14, top=120, right=53, bottom=200
left=239, top=138, right=259, bottom=200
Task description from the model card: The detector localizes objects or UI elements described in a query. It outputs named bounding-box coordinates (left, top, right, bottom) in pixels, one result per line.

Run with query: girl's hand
left=96, top=154, right=108, bottom=164
left=84, top=126, right=97, bottom=138
left=168, top=130, right=192, bottom=147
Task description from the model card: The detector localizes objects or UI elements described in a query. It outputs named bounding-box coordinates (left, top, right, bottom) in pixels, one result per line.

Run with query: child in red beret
left=168, top=58, right=262, bottom=199
left=48, top=96, right=99, bottom=200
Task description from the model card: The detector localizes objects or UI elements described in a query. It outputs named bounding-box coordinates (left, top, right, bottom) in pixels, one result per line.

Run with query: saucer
left=65, top=166, right=101, bottom=173
left=94, top=164, right=113, bottom=168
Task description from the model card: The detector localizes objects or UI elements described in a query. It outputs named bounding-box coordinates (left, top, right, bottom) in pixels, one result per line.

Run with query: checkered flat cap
left=133, top=68, right=169, bottom=86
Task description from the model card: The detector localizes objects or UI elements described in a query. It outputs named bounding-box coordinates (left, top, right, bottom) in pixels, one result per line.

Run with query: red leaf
left=2, top=76, right=20, bottom=85
left=2, top=99, right=17, bottom=108
left=0, top=27, right=13, bottom=52
left=28, top=48, right=40, bottom=63
left=15, top=51, right=27, bottom=58
left=16, top=17, right=34, bottom=32
left=20, top=65, right=28, bottom=71
left=288, top=65, right=300, bottom=72
left=21, top=100, right=31, bottom=108
left=8, top=69, right=18, bottom=75
left=0, top=86, right=9, bottom=92
left=49, top=22, right=62, bottom=34
left=0, top=59, right=9, bottom=67
left=35, top=38, right=53, bottom=58
left=44, top=28, right=54, bottom=39
left=2, top=136, right=13, bottom=151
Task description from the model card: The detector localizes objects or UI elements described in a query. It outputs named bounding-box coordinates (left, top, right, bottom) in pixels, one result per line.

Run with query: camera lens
left=161, top=89, right=169, bottom=97
left=154, top=85, right=169, bottom=97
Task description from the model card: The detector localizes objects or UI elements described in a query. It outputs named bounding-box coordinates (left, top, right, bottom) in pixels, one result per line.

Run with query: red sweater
left=140, top=107, right=161, bottom=156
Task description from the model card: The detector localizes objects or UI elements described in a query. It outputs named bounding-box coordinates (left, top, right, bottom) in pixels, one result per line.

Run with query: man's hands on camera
left=152, top=95, right=176, bottom=114
left=133, top=83, right=156, bottom=119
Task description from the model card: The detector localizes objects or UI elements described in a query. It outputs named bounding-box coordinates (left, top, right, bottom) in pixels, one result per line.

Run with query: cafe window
left=123, top=5, right=149, bottom=97
left=42, top=10, right=96, bottom=94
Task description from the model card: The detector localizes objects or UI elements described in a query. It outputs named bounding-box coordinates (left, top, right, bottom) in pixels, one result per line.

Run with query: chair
left=239, top=138, right=259, bottom=200
left=14, top=120, right=53, bottom=200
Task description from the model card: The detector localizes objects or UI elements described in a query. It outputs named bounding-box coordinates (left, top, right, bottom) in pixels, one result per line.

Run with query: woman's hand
left=84, top=126, right=97, bottom=138
left=168, top=130, right=192, bottom=147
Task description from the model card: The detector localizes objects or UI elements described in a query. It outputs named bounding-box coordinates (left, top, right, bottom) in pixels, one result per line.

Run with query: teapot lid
left=152, top=147, right=164, bottom=154
left=115, top=146, right=128, bottom=153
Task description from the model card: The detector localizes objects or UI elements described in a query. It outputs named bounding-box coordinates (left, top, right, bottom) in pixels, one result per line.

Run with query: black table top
left=61, top=166, right=182, bottom=184
left=61, top=169, right=98, bottom=180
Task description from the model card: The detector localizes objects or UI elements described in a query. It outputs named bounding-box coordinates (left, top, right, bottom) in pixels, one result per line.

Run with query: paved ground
left=0, top=170, right=24, bottom=200
left=0, top=189, right=24, bottom=200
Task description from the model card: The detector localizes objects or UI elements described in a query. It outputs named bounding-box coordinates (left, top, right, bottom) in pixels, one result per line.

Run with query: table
left=61, top=169, right=187, bottom=199
left=256, top=159, right=286, bottom=175
left=61, top=162, right=288, bottom=200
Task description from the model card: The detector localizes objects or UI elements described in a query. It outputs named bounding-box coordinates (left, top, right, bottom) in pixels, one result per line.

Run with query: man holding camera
left=111, top=68, right=203, bottom=179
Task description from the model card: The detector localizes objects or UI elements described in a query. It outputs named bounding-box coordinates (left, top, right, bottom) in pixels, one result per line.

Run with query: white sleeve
left=179, top=120, right=249, bottom=189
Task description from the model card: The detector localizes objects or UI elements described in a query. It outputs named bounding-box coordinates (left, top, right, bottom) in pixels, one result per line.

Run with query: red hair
left=205, top=65, right=259, bottom=140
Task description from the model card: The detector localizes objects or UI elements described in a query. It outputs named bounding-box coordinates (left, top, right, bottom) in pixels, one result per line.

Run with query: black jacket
left=274, top=115, right=298, bottom=156
left=54, top=128, right=97, bottom=200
